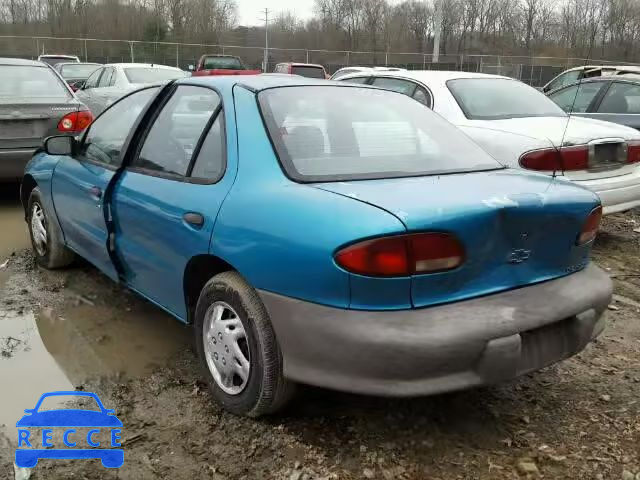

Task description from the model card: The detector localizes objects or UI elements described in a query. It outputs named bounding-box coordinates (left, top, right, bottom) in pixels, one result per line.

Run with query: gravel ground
left=0, top=208, right=638, bottom=480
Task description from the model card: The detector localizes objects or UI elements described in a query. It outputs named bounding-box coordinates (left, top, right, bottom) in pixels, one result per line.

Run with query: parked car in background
left=37, top=54, right=80, bottom=67
left=542, top=65, right=640, bottom=94
left=547, top=76, right=640, bottom=130
left=75, top=63, right=186, bottom=115
left=53, top=62, right=101, bottom=91
left=330, top=66, right=406, bottom=80
left=190, top=54, right=261, bottom=76
left=273, top=62, right=328, bottom=78
left=23, top=75, right=611, bottom=416
left=0, top=58, right=91, bottom=181
left=338, top=70, right=640, bottom=214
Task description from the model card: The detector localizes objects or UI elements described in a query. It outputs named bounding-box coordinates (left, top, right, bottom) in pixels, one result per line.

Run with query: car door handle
left=183, top=212, right=204, bottom=228
left=89, top=186, right=102, bottom=199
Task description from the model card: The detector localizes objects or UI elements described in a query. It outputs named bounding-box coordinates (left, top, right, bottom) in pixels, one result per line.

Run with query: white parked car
left=338, top=70, right=640, bottom=214
left=329, top=66, right=406, bottom=80
left=75, top=63, right=187, bottom=115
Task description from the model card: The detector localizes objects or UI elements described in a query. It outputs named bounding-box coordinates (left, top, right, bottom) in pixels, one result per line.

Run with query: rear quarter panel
left=211, top=86, right=408, bottom=309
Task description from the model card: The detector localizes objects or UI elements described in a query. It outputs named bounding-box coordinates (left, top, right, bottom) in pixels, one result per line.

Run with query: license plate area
left=0, top=120, right=45, bottom=140
left=588, top=141, right=625, bottom=171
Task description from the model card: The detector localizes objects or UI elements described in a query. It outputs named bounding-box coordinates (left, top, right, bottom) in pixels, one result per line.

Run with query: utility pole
left=432, top=0, right=442, bottom=63
left=260, top=8, right=271, bottom=72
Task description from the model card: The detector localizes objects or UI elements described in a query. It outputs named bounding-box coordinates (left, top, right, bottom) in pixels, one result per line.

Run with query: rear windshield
left=124, top=67, right=185, bottom=84
left=0, top=65, right=70, bottom=97
left=259, top=86, right=502, bottom=182
left=447, top=78, right=566, bottom=120
left=202, top=57, right=243, bottom=70
left=291, top=66, right=325, bottom=78
left=39, top=56, right=77, bottom=66
left=59, top=63, right=100, bottom=79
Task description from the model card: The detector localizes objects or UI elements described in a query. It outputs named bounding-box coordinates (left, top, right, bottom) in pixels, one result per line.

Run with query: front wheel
left=27, top=187, right=74, bottom=269
left=194, top=271, right=294, bottom=416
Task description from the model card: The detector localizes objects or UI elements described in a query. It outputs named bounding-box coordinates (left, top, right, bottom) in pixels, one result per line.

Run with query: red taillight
left=334, top=233, right=465, bottom=277
left=57, top=110, right=93, bottom=133
left=627, top=141, right=640, bottom=164
left=520, top=145, right=589, bottom=171
left=577, top=206, right=603, bottom=245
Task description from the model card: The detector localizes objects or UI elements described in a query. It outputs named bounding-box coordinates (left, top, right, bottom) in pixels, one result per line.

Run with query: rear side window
left=133, top=86, right=220, bottom=177
left=259, top=86, right=502, bottom=182
left=190, top=115, right=225, bottom=181
left=84, top=68, right=103, bottom=89
left=98, top=68, right=114, bottom=87
left=341, top=76, right=369, bottom=84
left=290, top=66, right=325, bottom=78
left=124, top=68, right=185, bottom=84
left=0, top=65, right=70, bottom=97
left=372, top=77, right=417, bottom=96
left=597, top=82, right=640, bottom=113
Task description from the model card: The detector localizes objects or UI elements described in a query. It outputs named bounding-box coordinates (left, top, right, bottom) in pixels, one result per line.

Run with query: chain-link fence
left=2, top=34, right=638, bottom=87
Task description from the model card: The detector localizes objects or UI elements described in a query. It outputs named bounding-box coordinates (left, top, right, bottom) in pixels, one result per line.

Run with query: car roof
left=178, top=74, right=355, bottom=92
left=0, top=57, right=47, bottom=67
left=279, top=62, right=325, bottom=68
left=562, top=65, right=640, bottom=73
left=340, top=69, right=510, bottom=83
left=560, top=75, right=640, bottom=87
left=105, top=63, right=182, bottom=70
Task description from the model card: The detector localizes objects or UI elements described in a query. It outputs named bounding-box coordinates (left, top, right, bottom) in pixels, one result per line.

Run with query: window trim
left=126, top=83, right=225, bottom=183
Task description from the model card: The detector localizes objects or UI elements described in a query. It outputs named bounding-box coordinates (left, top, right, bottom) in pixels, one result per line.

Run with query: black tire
left=194, top=271, right=294, bottom=416
left=27, top=187, right=75, bottom=269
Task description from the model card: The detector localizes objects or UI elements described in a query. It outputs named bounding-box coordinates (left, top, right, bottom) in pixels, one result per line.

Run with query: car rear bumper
left=574, top=171, right=640, bottom=214
left=259, top=264, right=612, bottom=396
left=0, top=148, right=34, bottom=180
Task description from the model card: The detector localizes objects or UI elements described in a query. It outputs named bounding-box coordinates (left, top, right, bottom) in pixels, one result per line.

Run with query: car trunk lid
left=0, top=97, right=79, bottom=149
left=315, top=169, right=599, bottom=308
left=467, top=116, right=640, bottom=180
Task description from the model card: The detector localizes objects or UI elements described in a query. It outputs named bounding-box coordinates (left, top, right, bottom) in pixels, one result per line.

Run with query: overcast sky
left=237, top=0, right=317, bottom=27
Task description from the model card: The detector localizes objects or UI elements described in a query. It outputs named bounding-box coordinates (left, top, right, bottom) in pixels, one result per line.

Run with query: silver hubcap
left=31, top=203, right=47, bottom=256
left=203, top=302, right=250, bottom=395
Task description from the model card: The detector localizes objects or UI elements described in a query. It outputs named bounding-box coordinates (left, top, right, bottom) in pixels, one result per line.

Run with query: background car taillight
left=627, top=141, right=640, bottom=164
left=577, top=206, right=603, bottom=245
left=57, top=110, right=93, bottom=133
left=520, top=145, right=589, bottom=171
left=334, top=233, right=465, bottom=277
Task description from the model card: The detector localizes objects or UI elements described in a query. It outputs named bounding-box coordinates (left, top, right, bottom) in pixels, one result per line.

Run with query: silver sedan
left=337, top=70, right=640, bottom=215
left=75, top=63, right=187, bottom=116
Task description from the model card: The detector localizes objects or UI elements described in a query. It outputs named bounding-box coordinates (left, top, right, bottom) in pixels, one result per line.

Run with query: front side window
left=340, top=76, right=369, bottom=84
left=597, top=82, right=640, bottom=114
left=259, top=86, right=502, bottom=182
left=84, top=68, right=103, bottom=89
left=133, top=86, right=220, bottom=176
left=0, top=65, right=70, bottom=97
left=372, top=77, right=418, bottom=96
left=81, top=87, right=158, bottom=166
left=448, top=78, right=566, bottom=120
left=549, top=82, right=604, bottom=113
left=547, top=70, right=581, bottom=92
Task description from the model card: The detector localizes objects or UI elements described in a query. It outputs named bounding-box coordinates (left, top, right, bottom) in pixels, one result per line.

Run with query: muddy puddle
left=0, top=292, right=190, bottom=446
left=0, top=185, right=29, bottom=260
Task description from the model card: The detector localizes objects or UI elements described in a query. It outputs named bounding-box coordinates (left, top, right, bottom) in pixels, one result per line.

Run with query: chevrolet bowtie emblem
left=508, top=248, right=531, bottom=264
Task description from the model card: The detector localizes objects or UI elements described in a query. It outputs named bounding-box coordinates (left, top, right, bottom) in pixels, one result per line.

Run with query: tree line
left=1, top=0, right=640, bottom=61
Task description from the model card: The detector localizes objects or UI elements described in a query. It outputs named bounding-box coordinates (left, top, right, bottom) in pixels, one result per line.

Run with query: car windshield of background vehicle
left=259, top=86, right=503, bottom=182
left=60, top=64, right=101, bottom=79
left=39, top=56, right=77, bottom=66
left=448, top=78, right=566, bottom=120
left=0, top=65, right=70, bottom=98
left=291, top=66, right=325, bottom=78
left=202, top=57, right=243, bottom=70
left=124, top=68, right=186, bottom=83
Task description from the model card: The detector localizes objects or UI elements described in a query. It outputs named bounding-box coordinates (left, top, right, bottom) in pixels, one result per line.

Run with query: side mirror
left=188, top=64, right=194, bottom=71
left=44, top=135, right=75, bottom=156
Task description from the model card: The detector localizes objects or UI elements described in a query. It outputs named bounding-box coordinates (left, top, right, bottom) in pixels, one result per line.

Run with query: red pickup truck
left=191, top=55, right=261, bottom=76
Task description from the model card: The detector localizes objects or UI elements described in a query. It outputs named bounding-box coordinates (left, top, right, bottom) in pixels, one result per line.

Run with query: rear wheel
left=194, top=271, right=294, bottom=416
left=27, top=187, right=74, bottom=269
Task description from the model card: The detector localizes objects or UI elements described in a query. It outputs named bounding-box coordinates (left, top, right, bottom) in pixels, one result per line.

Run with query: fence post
left=422, top=54, right=426, bottom=69
left=346, top=51, right=350, bottom=65
left=84, top=39, right=88, bottom=62
left=35, top=38, right=39, bottom=59
left=306, top=50, right=309, bottom=63
left=129, top=42, right=135, bottom=62
left=479, top=56, right=482, bottom=72
left=385, top=51, right=388, bottom=66
left=176, top=44, right=179, bottom=68
left=460, top=53, right=464, bottom=71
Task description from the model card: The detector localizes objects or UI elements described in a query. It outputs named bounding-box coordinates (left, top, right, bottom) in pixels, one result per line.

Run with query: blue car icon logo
left=15, top=391, right=123, bottom=468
